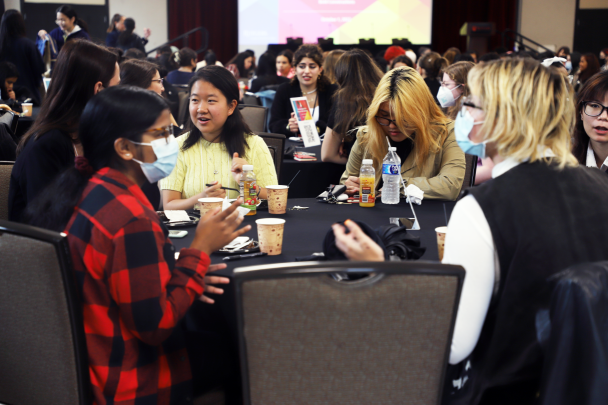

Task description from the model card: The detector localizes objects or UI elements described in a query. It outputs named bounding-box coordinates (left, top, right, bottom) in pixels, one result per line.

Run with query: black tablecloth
left=280, top=141, right=346, bottom=198
left=174, top=198, right=455, bottom=401
left=172, top=198, right=455, bottom=271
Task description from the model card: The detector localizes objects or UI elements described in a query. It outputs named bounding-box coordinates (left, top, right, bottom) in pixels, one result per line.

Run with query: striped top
left=161, top=133, right=278, bottom=199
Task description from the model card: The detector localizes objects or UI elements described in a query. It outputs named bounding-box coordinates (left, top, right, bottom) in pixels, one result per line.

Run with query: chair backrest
left=462, top=153, right=478, bottom=190
left=239, top=105, right=268, bottom=133
left=243, top=93, right=261, bottom=106
left=538, top=261, right=608, bottom=405
left=0, top=220, right=91, bottom=405
left=255, top=132, right=285, bottom=180
left=234, top=261, right=465, bottom=405
left=175, top=86, right=190, bottom=127
left=0, top=161, right=14, bottom=220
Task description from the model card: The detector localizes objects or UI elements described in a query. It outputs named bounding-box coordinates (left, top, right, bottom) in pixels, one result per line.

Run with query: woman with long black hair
left=0, top=9, right=45, bottom=105
left=9, top=39, right=119, bottom=222
left=269, top=44, right=338, bottom=137
left=37, top=5, right=90, bottom=53
left=161, top=65, right=277, bottom=209
left=24, top=85, right=250, bottom=405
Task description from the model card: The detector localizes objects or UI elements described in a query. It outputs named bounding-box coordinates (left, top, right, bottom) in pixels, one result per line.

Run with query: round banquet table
left=174, top=197, right=456, bottom=401
left=171, top=197, right=455, bottom=268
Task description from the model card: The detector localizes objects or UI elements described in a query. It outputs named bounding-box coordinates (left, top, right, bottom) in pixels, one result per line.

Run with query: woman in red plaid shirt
left=25, top=86, right=250, bottom=404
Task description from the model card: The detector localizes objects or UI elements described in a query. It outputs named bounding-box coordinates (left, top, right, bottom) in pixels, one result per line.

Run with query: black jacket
left=9, top=129, right=74, bottom=222
left=1, top=37, right=45, bottom=106
left=117, top=33, right=147, bottom=53
left=269, top=81, right=337, bottom=137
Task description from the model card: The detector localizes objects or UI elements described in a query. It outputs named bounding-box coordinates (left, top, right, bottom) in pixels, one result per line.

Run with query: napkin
left=164, top=210, right=191, bottom=222
left=404, top=184, right=424, bottom=205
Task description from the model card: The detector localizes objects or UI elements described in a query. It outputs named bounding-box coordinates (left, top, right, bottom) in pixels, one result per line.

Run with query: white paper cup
left=22, top=103, right=32, bottom=117
left=198, top=197, right=224, bottom=216
left=256, top=218, right=286, bottom=255
left=435, top=226, right=448, bottom=261
left=266, top=185, right=289, bottom=214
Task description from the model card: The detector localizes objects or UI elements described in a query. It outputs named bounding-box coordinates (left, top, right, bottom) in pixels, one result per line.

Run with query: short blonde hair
left=361, top=67, right=451, bottom=169
left=468, top=58, right=577, bottom=168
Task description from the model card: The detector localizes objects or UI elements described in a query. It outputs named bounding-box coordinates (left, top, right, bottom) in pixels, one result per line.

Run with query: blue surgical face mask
left=132, top=134, right=179, bottom=183
left=455, top=109, right=487, bottom=158
left=565, top=61, right=572, bottom=72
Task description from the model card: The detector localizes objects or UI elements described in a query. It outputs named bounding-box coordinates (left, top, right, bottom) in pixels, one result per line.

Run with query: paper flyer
left=290, top=96, right=321, bottom=147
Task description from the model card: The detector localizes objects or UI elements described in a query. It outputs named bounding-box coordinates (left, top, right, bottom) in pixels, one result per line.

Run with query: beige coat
left=339, top=122, right=466, bottom=200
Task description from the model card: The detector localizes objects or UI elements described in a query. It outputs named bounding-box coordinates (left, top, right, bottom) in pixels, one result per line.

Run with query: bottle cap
left=243, top=165, right=254, bottom=171
left=389, top=147, right=397, bottom=151
left=362, top=159, right=373, bottom=165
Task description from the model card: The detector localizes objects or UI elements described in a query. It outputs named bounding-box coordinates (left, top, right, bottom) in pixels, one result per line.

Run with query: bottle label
left=359, top=176, right=375, bottom=204
left=382, top=163, right=400, bottom=175
left=241, top=180, right=258, bottom=209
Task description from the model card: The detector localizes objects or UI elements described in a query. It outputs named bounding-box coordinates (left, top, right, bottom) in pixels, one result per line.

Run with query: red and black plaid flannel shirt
left=65, top=167, right=210, bottom=405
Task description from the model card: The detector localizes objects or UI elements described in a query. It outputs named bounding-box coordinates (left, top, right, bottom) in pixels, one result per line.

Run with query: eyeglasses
left=151, top=78, right=164, bottom=84
left=55, top=19, right=68, bottom=25
left=375, top=116, right=399, bottom=126
left=145, top=125, right=174, bottom=140
left=458, top=97, right=483, bottom=117
left=582, top=101, right=608, bottom=117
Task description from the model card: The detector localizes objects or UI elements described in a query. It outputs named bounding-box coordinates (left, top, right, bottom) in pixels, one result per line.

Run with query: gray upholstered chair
left=255, top=132, right=285, bottom=180
left=0, top=220, right=91, bottom=405
left=239, top=105, right=268, bottom=133
left=0, top=161, right=14, bottom=220
left=174, top=84, right=190, bottom=127
left=234, top=261, right=465, bottom=405
left=462, top=153, right=478, bottom=190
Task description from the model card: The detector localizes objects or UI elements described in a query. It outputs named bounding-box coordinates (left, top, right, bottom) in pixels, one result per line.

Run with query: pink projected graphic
left=277, top=0, right=432, bottom=45
left=279, top=0, right=376, bottom=41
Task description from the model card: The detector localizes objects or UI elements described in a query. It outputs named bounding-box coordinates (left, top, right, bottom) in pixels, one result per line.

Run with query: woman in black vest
left=269, top=44, right=337, bottom=137
left=331, top=58, right=608, bottom=405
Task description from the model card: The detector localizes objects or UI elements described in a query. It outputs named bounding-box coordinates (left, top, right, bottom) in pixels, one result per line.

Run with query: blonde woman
left=333, top=58, right=608, bottom=405
left=340, top=66, right=466, bottom=200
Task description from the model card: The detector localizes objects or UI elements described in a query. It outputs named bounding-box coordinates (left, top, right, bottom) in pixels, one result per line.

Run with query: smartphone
left=169, top=230, right=188, bottom=238
left=389, top=217, right=416, bottom=230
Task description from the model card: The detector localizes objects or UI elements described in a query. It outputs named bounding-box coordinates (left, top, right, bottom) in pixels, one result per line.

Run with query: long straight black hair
left=182, top=65, right=252, bottom=157
left=118, top=18, right=136, bottom=47
left=0, top=9, right=26, bottom=58
left=17, top=39, right=117, bottom=154
left=24, top=86, right=169, bottom=232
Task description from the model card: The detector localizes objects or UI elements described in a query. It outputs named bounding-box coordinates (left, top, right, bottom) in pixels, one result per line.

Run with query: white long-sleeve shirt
left=442, top=157, right=522, bottom=365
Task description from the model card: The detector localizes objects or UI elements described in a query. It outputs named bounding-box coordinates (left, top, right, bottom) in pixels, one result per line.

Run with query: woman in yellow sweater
left=162, top=65, right=277, bottom=209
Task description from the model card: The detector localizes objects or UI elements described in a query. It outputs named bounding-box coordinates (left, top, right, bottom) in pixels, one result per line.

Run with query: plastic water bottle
left=382, top=147, right=401, bottom=204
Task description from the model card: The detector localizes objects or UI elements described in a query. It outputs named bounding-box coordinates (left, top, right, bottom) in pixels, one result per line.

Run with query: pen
left=223, top=252, right=268, bottom=261
left=205, top=183, right=240, bottom=192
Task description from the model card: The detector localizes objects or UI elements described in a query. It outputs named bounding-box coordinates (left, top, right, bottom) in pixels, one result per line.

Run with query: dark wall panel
left=573, top=8, right=608, bottom=55
left=168, top=0, right=238, bottom=64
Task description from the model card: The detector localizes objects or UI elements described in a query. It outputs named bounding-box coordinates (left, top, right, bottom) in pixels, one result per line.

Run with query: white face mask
left=437, top=84, right=462, bottom=108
